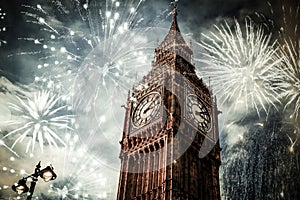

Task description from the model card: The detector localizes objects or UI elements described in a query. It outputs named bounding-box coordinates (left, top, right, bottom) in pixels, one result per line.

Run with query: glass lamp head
left=39, top=165, right=57, bottom=182
left=12, top=178, right=29, bottom=195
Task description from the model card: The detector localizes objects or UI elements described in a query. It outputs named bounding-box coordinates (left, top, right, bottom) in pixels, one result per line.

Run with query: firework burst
left=17, top=0, right=164, bottom=96
left=2, top=90, right=73, bottom=153
left=268, top=0, right=300, bottom=122
left=198, top=18, right=282, bottom=115
left=64, top=2, right=171, bottom=171
left=274, top=39, right=300, bottom=120
left=71, top=27, right=169, bottom=174
left=10, top=0, right=172, bottom=175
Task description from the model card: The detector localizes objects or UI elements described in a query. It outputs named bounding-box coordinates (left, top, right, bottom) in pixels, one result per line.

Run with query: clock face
left=132, top=92, right=161, bottom=128
left=187, top=95, right=211, bottom=131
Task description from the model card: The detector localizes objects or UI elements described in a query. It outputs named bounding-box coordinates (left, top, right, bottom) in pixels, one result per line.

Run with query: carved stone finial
left=173, top=1, right=178, bottom=18
left=170, top=0, right=179, bottom=32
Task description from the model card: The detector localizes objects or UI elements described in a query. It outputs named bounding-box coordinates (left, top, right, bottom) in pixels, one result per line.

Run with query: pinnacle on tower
left=170, top=1, right=180, bottom=32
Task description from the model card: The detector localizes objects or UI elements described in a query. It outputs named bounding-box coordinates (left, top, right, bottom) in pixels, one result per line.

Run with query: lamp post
left=12, top=161, right=57, bottom=200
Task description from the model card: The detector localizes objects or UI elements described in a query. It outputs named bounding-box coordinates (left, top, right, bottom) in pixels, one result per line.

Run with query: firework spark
left=71, top=27, right=169, bottom=175
left=12, top=0, right=167, bottom=157
left=17, top=0, right=159, bottom=96
left=267, top=0, right=300, bottom=122
left=0, top=139, right=19, bottom=157
left=3, top=2, right=170, bottom=197
left=274, top=39, right=300, bottom=120
left=0, top=7, right=7, bottom=47
left=2, top=90, right=73, bottom=153
left=278, top=0, right=300, bottom=41
left=198, top=18, right=282, bottom=115
left=62, top=2, right=171, bottom=172
left=39, top=133, right=117, bottom=199
left=0, top=135, right=115, bottom=199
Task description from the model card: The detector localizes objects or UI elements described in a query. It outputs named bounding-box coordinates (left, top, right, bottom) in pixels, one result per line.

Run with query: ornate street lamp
left=12, top=161, right=57, bottom=200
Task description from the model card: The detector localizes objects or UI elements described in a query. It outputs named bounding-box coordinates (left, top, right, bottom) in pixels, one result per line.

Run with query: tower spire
left=173, top=1, right=177, bottom=19
left=154, top=1, right=193, bottom=64
left=171, top=1, right=180, bottom=32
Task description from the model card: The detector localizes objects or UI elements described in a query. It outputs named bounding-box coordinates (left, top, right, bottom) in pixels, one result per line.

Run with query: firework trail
left=0, top=1, right=214, bottom=198
left=198, top=18, right=282, bottom=116
left=217, top=2, right=300, bottom=198
left=62, top=2, right=171, bottom=170
left=3, top=0, right=173, bottom=174
left=70, top=26, right=171, bottom=176
left=0, top=139, right=19, bottom=157
left=16, top=1, right=170, bottom=159
left=274, top=39, right=300, bottom=121
left=268, top=0, right=300, bottom=42
left=17, top=0, right=167, bottom=96
left=267, top=0, right=300, bottom=123
left=1, top=90, right=73, bottom=153
left=0, top=7, right=7, bottom=46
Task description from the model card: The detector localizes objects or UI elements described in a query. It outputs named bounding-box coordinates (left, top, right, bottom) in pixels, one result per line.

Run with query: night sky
left=0, top=0, right=299, bottom=199
left=0, top=0, right=275, bottom=83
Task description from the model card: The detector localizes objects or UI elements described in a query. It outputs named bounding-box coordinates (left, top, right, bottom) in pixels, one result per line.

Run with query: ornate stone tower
left=117, top=4, right=221, bottom=200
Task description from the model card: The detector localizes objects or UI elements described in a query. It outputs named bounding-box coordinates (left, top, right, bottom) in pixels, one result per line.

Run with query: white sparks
left=286, top=133, right=297, bottom=153
left=199, top=18, right=282, bottom=115
left=38, top=17, right=45, bottom=24
left=83, top=3, right=88, bottom=10
left=2, top=90, right=74, bottom=153
left=274, top=39, right=300, bottom=120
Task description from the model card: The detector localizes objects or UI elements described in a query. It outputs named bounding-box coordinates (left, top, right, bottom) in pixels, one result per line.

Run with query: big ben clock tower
left=117, top=4, right=221, bottom=200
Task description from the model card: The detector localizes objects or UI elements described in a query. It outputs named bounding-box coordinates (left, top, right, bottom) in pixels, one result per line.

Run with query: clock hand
left=195, top=111, right=207, bottom=116
left=143, top=104, right=157, bottom=114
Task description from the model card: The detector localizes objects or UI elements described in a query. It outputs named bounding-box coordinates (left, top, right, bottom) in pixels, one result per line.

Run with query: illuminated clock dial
left=187, top=95, right=211, bottom=131
left=132, top=92, right=161, bottom=127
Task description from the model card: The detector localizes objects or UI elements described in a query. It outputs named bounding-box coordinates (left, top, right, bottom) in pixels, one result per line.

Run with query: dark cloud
left=0, top=0, right=276, bottom=83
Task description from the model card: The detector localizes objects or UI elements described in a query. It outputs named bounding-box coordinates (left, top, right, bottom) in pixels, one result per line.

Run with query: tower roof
left=155, top=3, right=193, bottom=60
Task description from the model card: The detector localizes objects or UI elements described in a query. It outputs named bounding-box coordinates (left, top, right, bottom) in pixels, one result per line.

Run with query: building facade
left=117, top=5, right=221, bottom=200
